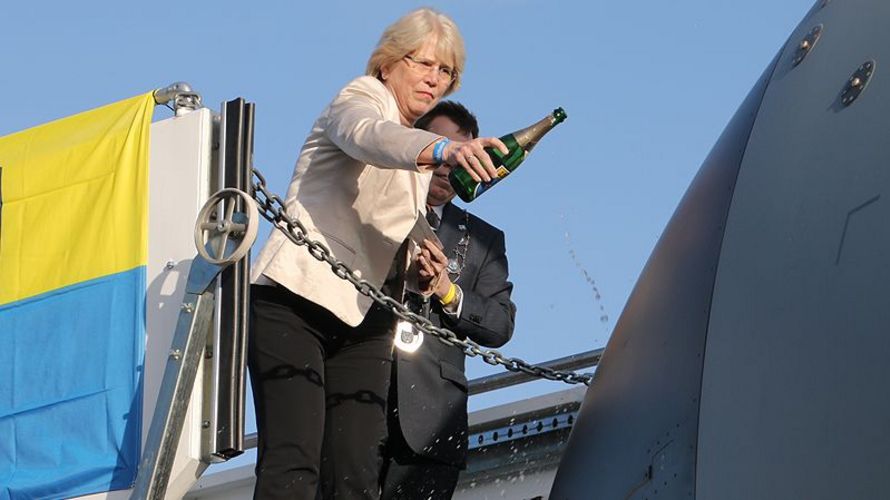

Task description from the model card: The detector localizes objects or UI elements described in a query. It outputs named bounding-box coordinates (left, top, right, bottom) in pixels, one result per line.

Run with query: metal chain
left=250, top=168, right=593, bottom=386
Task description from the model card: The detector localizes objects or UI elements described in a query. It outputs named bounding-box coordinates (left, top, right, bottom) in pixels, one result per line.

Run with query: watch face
left=447, top=258, right=460, bottom=274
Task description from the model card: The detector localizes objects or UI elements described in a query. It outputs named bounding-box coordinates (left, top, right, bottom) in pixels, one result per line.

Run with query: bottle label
left=473, top=176, right=504, bottom=198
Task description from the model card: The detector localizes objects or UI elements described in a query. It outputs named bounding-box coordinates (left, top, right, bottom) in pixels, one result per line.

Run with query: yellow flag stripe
left=0, top=93, right=155, bottom=305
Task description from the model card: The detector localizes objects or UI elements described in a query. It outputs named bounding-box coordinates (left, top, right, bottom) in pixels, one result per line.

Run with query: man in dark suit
left=380, top=101, right=517, bottom=499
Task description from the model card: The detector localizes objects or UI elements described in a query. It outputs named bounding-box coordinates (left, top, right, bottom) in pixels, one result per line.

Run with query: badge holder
left=394, top=295, right=430, bottom=353
left=394, top=320, right=424, bottom=353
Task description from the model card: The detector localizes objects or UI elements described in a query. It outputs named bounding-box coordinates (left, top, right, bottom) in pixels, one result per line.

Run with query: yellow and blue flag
left=0, top=93, right=154, bottom=498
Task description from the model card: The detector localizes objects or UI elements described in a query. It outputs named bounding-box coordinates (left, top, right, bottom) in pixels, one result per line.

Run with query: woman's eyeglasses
left=403, top=54, right=457, bottom=83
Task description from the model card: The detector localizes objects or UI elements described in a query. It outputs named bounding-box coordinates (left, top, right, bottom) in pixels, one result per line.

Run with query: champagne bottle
left=449, top=107, right=567, bottom=202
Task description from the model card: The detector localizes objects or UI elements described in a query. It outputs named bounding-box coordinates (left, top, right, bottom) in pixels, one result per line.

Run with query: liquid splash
left=561, top=212, right=610, bottom=327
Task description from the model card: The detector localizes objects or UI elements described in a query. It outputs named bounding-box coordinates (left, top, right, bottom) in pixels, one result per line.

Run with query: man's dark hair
left=414, top=100, right=479, bottom=139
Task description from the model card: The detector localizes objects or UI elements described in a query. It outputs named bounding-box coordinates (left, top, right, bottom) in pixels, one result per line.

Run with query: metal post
left=203, top=98, right=254, bottom=463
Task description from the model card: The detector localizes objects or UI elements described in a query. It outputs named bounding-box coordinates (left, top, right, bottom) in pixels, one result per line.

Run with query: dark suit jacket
left=392, top=202, right=516, bottom=467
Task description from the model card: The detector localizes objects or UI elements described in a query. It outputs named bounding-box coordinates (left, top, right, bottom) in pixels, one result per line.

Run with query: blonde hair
left=366, top=8, right=466, bottom=95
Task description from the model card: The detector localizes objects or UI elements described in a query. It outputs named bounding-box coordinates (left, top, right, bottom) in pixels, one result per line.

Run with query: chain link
left=250, top=168, right=593, bottom=386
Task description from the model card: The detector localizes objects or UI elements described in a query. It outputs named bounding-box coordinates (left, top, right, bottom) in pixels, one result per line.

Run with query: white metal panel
left=74, top=108, right=215, bottom=499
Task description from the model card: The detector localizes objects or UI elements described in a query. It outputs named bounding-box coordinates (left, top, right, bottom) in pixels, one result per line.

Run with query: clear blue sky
left=2, top=0, right=815, bottom=473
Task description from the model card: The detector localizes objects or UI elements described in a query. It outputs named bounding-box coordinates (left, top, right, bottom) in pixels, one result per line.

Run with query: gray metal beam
left=467, top=348, right=602, bottom=396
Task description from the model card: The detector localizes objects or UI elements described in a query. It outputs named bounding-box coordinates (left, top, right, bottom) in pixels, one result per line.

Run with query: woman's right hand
left=442, top=137, right=509, bottom=183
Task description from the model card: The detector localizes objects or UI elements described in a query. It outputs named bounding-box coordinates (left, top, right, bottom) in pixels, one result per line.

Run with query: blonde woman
left=248, top=8, right=507, bottom=499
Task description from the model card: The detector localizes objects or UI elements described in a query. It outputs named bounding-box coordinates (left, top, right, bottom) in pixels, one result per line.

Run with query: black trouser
left=380, top=364, right=460, bottom=500
left=380, top=433, right=460, bottom=500
left=248, top=284, right=394, bottom=499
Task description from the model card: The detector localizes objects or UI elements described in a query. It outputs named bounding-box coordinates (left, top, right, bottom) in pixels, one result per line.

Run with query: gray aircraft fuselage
left=550, top=0, right=890, bottom=498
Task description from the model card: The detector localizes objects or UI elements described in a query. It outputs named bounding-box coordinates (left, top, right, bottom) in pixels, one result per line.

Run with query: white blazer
left=251, top=76, right=441, bottom=326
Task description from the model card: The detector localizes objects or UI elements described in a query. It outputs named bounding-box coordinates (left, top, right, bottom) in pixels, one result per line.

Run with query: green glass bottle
left=449, top=107, right=567, bottom=202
